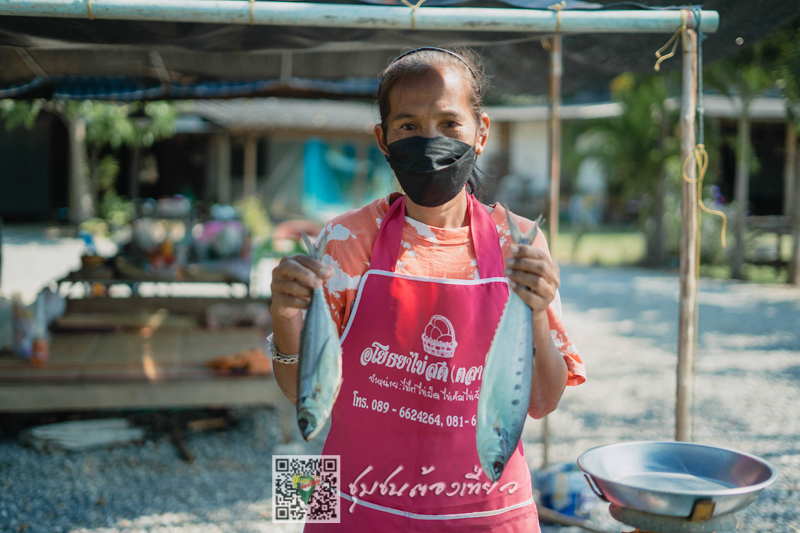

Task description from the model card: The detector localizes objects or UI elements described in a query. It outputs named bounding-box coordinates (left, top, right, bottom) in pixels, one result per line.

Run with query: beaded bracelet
left=269, top=340, right=299, bottom=364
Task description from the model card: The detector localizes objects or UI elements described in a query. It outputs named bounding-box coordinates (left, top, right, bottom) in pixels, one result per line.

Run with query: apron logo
left=292, top=474, right=321, bottom=504
left=422, top=315, right=458, bottom=358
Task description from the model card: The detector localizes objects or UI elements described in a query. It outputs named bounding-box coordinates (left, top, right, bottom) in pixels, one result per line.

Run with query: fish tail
left=522, top=214, right=543, bottom=244
left=502, top=204, right=522, bottom=245
left=301, top=230, right=327, bottom=261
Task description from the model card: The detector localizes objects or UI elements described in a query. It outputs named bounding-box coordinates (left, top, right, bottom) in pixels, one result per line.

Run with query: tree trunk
left=653, top=111, right=669, bottom=263
left=790, top=131, right=800, bottom=285
left=732, top=107, right=751, bottom=280
left=89, top=146, right=101, bottom=218
left=67, top=117, right=93, bottom=224
left=129, top=145, right=141, bottom=201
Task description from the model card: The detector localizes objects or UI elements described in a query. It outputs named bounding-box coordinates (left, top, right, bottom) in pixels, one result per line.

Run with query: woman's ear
left=374, top=124, right=390, bottom=157
left=475, top=112, right=490, bottom=155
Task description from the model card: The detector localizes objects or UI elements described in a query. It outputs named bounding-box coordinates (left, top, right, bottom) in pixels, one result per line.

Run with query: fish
left=475, top=210, right=542, bottom=483
left=296, top=230, right=343, bottom=441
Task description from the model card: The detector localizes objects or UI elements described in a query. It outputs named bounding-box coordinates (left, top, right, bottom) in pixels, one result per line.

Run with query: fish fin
left=503, top=204, right=522, bottom=245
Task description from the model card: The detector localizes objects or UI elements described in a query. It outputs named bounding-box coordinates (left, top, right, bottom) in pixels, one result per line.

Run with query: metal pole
left=676, top=28, right=698, bottom=443
left=0, top=1, right=719, bottom=34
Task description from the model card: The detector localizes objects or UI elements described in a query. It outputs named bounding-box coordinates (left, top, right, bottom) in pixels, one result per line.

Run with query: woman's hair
left=376, top=47, right=490, bottom=201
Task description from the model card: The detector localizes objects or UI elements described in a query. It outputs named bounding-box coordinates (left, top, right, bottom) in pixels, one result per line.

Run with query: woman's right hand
left=270, top=254, right=334, bottom=320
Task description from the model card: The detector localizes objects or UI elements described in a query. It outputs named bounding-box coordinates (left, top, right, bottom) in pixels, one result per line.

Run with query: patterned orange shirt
left=318, top=194, right=586, bottom=386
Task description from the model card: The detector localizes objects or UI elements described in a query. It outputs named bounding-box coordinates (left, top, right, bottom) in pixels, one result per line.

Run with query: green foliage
left=776, top=24, right=800, bottom=105
left=579, top=73, right=679, bottom=220
left=0, top=99, right=42, bottom=131
left=96, top=154, right=120, bottom=193
left=99, top=189, right=135, bottom=229
left=237, top=195, right=273, bottom=241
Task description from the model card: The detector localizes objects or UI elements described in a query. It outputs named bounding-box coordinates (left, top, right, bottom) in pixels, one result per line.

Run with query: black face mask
left=385, top=136, right=477, bottom=207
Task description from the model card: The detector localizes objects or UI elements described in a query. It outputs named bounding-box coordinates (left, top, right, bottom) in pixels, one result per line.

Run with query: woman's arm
left=270, top=254, right=333, bottom=405
left=504, top=245, right=568, bottom=419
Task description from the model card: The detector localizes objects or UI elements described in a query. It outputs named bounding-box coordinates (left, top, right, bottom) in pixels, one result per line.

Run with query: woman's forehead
left=388, top=67, right=472, bottom=118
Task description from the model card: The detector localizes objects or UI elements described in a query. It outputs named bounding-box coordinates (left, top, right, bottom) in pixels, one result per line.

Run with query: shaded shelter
left=1, top=0, right=798, bottom=450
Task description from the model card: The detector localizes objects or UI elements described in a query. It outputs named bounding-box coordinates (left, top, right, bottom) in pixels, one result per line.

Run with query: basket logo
left=421, top=315, right=458, bottom=358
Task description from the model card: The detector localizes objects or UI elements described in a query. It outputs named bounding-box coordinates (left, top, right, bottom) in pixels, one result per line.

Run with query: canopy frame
left=0, top=0, right=717, bottom=449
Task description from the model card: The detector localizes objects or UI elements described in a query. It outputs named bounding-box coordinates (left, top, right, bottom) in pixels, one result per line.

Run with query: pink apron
left=307, top=194, right=538, bottom=532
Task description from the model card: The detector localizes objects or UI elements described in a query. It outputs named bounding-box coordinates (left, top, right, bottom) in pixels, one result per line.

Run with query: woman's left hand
left=504, top=245, right=560, bottom=313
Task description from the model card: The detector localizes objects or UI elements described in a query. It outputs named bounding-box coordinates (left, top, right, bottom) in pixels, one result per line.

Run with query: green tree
left=582, top=73, right=679, bottom=262
left=705, top=46, right=776, bottom=279
left=0, top=99, right=179, bottom=223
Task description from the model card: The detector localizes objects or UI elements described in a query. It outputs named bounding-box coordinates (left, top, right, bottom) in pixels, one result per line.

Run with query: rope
left=249, top=0, right=255, bottom=25
left=549, top=1, right=566, bottom=33
left=400, top=0, right=427, bottom=31
left=653, top=9, right=687, bottom=72
left=87, top=0, right=93, bottom=20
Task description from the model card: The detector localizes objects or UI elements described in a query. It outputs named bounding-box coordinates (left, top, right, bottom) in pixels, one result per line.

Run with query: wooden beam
left=244, top=134, right=258, bottom=197
left=217, top=132, right=232, bottom=204
left=0, top=378, right=284, bottom=412
left=676, top=28, right=698, bottom=443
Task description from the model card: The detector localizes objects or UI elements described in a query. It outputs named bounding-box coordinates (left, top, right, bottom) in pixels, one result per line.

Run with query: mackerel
left=475, top=211, right=542, bottom=482
left=296, top=231, right=343, bottom=441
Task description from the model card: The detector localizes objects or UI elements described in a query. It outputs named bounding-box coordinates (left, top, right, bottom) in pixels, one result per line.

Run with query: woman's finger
left=294, top=255, right=334, bottom=281
left=272, top=279, right=314, bottom=300
left=274, top=257, right=327, bottom=289
left=506, top=271, right=556, bottom=301
left=510, top=244, right=549, bottom=260
left=509, top=281, right=550, bottom=311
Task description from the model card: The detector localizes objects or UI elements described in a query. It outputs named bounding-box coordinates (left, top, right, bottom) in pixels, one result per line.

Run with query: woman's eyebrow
left=391, top=110, right=465, bottom=122
left=391, top=112, right=416, bottom=121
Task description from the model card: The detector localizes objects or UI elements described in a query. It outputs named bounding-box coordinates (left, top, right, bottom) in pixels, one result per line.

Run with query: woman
left=270, top=47, right=585, bottom=532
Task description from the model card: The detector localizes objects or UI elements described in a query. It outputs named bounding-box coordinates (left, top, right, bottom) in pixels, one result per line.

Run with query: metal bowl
left=577, top=441, right=777, bottom=519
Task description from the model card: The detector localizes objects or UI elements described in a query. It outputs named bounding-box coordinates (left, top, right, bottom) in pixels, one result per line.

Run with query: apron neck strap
left=370, top=194, right=504, bottom=278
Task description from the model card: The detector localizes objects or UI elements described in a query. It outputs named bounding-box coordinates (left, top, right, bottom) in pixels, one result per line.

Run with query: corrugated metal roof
left=186, top=97, right=622, bottom=132
left=189, top=98, right=380, bottom=132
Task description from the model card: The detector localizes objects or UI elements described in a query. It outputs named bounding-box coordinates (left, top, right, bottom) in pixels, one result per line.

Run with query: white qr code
left=272, top=455, right=341, bottom=523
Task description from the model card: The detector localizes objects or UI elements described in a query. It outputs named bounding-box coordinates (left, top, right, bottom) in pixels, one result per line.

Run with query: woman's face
left=375, top=66, right=490, bottom=156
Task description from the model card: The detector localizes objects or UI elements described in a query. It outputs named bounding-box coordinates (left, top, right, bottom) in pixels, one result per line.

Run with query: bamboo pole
left=548, top=35, right=562, bottom=257
left=676, top=29, right=698, bottom=443
left=540, top=34, right=562, bottom=468
left=0, top=1, right=720, bottom=34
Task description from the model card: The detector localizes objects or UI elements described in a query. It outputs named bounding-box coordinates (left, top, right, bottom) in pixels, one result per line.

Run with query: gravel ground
left=1, top=263, right=799, bottom=532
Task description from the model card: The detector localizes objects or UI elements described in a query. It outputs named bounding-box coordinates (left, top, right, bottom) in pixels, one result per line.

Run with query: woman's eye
left=445, top=121, right=459, bottom=128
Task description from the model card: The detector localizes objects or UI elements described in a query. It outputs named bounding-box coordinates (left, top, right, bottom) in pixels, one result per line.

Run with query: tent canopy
left=0, top=0, right=797, bottom=100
